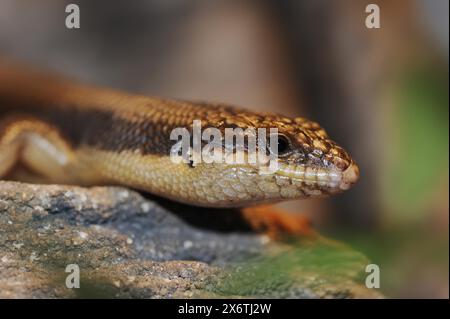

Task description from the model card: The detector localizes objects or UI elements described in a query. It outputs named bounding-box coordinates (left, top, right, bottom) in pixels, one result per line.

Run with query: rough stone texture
left=0, top=181, right=382, bottom=298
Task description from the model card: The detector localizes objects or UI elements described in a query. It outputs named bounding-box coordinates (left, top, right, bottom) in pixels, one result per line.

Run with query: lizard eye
left=268, top=134, right=292, bottom=156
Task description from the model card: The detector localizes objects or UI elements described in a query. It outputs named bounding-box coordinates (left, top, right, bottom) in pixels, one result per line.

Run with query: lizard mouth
left=272, top=161, right=360, bottom=191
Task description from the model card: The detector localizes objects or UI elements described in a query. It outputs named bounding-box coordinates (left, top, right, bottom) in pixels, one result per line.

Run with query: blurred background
left=0, top=0, right=448, bottom=298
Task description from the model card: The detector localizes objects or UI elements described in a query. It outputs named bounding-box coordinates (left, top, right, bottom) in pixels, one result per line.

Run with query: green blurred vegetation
left=382, top=63, right=449, bottom=222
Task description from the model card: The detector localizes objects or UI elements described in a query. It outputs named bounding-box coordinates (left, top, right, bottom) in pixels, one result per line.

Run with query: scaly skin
left=0, top=61, right=359, bottom=207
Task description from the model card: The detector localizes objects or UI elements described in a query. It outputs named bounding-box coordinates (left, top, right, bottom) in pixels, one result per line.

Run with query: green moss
left=212, top=236, right=370, bottom=297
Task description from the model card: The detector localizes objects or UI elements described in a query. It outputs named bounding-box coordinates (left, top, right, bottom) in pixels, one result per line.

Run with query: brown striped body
left=0, top=62, right=359, bottom=207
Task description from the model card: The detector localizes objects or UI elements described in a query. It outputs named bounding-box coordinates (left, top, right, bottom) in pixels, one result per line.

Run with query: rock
left=0, top=181, right=382, bottom=298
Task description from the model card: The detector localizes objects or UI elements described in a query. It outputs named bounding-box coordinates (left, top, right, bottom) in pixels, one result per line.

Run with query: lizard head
left=258, top=115, right=360, bottom=196
left=172, top=106, right=360, bottom=207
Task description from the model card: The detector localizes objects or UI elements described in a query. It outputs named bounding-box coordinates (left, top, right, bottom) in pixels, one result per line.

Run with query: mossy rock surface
left=0, top=181, right=382, bottom=298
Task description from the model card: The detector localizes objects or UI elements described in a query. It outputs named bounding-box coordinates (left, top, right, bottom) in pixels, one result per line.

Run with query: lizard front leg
left=240, top=205, right=316, bottom=239
left=0, top=117, right=86, bottom=184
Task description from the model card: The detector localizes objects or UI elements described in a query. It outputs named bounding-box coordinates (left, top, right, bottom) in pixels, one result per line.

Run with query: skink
left=0, top=61, right=359, bottom=207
